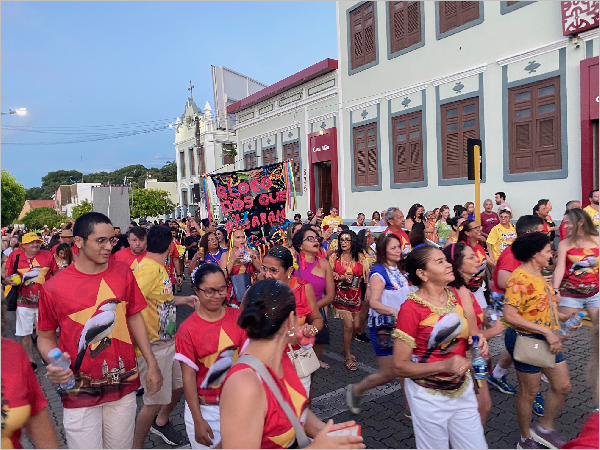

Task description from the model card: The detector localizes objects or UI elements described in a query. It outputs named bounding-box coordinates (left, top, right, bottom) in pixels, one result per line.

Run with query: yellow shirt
left=486, top=223, right=517, bottom=261
left=505, top=268, right=559, bottom=334
left=322, top=215, right=343, bottom=229
left=584, top=205, right=599, bottom=229
left=133, top=258, right=176, bottom=350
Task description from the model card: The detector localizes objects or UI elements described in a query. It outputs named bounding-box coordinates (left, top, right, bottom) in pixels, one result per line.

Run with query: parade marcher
left=393, top=246, right=489, bottom=449
left=113, top=226, right=147, bottom=271
left=584, top=189, right=599, bottom=230
left=261, top=245, right=323, bottom=394
left=486, top=208, right=517, bottom=265
left=219, top=279, right=365, bottom=450
left=4, top=232, right=59, bottom=368
left=321, top=205, right=343, bottom=229
left=405, top=204, right=426, bottom=233
left=424, top=211, right=439, bottom=244
left=443, top=243, right=504, bottom=425
left=503, top=232, right=579, bottom=449
left=559, top=200, right=582, bottom=241
left=443, top=216, right=465, bottom=247
left=215, top=227, right=228, bottom=252
left=534, top=199, right=558, bottom=240
left=188, top=232, right=225, bottom=276
left=54, top=242, right=73, bottom=270
left=174, top=264, right=246, bottom=449
left=185, top=227, right=202, bottom=261
left=436, top=205, right=452, bottom=248
left=553, top=208, right=599, bottom=327
left=465, top=202, right=476, bottom=220
left=37, top=212, right=163, bottom=449
left=329, top=230, right=369, bottom=371
left=293, top=224, right=335, bottom=370
left=347, top=232, right=413, bottom=417
left=284, top=221, right=303, bottom=253
left=51, top=229, right=79, bottom=257
left=383, top=207, right=411, bottom=255
left=458, top=219, right=492, bottom=309
left=495, top=191, right=512, bottom=213
left=480, top=199, right=500, bottom=239
left=132, top=225, right=197, bottom=448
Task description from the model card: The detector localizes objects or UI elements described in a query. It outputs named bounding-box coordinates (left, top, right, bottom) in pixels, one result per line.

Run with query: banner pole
left=474, top=144, right=481, bottom=221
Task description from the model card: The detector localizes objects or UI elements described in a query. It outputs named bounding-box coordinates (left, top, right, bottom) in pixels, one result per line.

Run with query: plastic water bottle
left=486, top=306, right=498, bottom=327
left=470, top=336, right=488, bottom=380
left=557, top=312, right=586, bottom=336
left=47, top=348, right=75, bottom=390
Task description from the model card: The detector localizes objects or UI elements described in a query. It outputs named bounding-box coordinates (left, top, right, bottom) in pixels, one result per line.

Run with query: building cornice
left=308, top=111, right=337, bottom=124
left=346, top=96, right=383, bottom=112
left=430, top=65, right=486, bottom=86
left=240, top=122, right=301, bottom=145
left=496, top=38, right=569, bottom=66
left=384, top=82, right=428, bottom=101
left=579, top=28, right=599, bottom=41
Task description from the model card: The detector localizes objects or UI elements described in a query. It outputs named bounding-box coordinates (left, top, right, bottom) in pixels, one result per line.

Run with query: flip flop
left=345, top=358, right=358, bottom=371
left=341, top=352, right=357, bottom=362
left=319, top=360, right=330, bottom=370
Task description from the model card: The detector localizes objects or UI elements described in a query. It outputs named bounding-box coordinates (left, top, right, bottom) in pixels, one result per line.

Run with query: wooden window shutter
left=223, top=153, right=234, bottom=165
left=439, top=1, right=480, bottom=34
left=182, top=191, right=188, bottom=206
left=190, top=149, right=196, bottom=175
left=351, top=2, right=376, bottom=70
left=392, top=111, right=424, bottom=184
left=506, top=1, right=519, bottom=6
left=180, top=152, right=186, bottom=178
left=354, top=122, right=379, bottom=187
left=508, top=76, right=561, bottom=174
left=244, top=152, right=257, bottom=170
left=441, top=97, right=480, bottom=179
left=263, top=147, right=277, bottom=165
left=390, top=2, right=421, bottom=54
left=283, top=142, right=301, bottom=191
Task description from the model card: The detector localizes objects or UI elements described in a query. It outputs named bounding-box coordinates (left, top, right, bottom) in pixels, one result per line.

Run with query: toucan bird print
left=419, top=313, right=463, bottom=363
left=74, top=300, right=121, bottom=371
left=200, top=348, right=236, bottom=389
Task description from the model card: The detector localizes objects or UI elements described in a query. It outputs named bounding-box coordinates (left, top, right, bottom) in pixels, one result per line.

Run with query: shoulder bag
left=236, top=355, right=311, bottom=448
left=287, top=344, right=320, bottom=378
left=5, top=254, right=20, bottom=311
left=513, top=285, right=559, bottom=369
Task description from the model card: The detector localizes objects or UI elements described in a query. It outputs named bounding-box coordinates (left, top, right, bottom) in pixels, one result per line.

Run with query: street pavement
left=9, top=276, right=597, bottom=449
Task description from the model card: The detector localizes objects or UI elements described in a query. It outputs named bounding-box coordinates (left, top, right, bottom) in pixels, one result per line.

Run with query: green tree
left=20, top=207, right=66, bottom=230
left=158, top=161, right=177, bottom=182
left=33, top=169, right=83, bottom=199
left=71, top=199, right=92, bottom=220
left=1, top=170, right=26, bottom=226
left=131, top=189, right=175, bottom=219
left=25, top=186, right=46, bottom=200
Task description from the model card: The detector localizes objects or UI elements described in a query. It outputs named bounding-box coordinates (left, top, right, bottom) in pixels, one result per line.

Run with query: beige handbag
left=287, top=344, right=320, bottom=378
left=513, top=286, right=559, bottom=369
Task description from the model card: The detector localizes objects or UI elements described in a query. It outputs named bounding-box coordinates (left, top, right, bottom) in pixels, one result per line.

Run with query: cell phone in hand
left=327, top=424, right=361, bottom=437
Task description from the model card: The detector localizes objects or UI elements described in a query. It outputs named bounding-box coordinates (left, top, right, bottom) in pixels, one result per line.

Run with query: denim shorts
left=559, top=292, right=599, bottom=309
left=369, top=323, right=393, bottom=357
left=505, top=326, right=564, bottom=374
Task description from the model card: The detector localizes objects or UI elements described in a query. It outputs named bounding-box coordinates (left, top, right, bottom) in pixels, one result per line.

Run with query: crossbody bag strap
left=237, top=355, right=310, bottom=448
left=545, top=285, right=560, bottom=330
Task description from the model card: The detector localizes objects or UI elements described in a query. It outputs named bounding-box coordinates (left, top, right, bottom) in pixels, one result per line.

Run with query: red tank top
left=561, top=246, right=599, bottom=298
left=224, top=355, right=308, bottom=449
left=227, top=262, right=255, bottom=306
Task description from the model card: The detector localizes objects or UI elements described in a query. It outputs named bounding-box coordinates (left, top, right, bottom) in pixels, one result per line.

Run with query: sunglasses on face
left=303, top=236, right=319, bottom=243
left=339, top=238, right=352, bottom=243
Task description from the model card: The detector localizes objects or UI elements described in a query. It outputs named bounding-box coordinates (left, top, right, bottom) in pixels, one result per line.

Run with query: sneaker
left=136, top=386, right=145, bottom=396
left=404, top=409, right=412, bottom=420
left=530, top=423, right=565, bottom=449
left=532, top=393, right=545, bottom=417
left=354, top=332, right=371, bottom=343
left=487, top=375, right=516, bottom=395
left=150, top=419, right=184, bottom=446
left=346, top=384, right=361, bottom=414
left=541, top=373, right=549, bottom=383
left=517, top=437, right=539, bottom=449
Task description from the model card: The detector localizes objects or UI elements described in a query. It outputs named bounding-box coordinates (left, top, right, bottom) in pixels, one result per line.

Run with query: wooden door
left=318, top=162, right=332, bottom=213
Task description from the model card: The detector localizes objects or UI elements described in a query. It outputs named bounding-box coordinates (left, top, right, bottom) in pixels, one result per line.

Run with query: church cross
left=188, top=81, right=195, bottom=100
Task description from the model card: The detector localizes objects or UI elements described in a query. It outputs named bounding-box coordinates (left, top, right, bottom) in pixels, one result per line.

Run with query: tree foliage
left=20, top=207, right=66, bottom=230
left=25, top=187, right=46, bottom=200
left=1, top=170, right=26, bottom=226
left=131, top=189, right=175, bottom=219
left=158, top=161, right=177, bottom=182
left=71, top=199, right=92, bottom=220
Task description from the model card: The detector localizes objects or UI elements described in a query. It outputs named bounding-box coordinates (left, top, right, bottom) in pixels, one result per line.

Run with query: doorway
left=315, top=161, right=332, bottom=213
left=593, top=120, right=598, bottom=189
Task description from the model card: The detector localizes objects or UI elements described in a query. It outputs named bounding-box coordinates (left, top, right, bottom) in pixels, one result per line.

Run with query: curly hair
left=335, top=230, right=361, bottom=262
left=407, top=203, right=424, bottom=221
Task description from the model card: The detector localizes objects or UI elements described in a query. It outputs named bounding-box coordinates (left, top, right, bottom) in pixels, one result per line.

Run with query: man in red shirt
left=37, top=212, right=163, bottom=449
left=488, top=215, right=546, bottom=412
left=113, top=226, right=147, bottom=271
left=480, top=199, right=500, bottom=239
left=3, top=232, right=59, bottom=368
left=383, top=207, right=411, bottom=255
left=50, top=229, right=79, bottom=257
left=558, top=200, right=582, bottom=241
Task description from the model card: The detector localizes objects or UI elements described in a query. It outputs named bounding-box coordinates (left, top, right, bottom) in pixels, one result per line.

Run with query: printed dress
left=329, top=253, right=368, bottom=320
left=560, top=245, right=599, bottom=298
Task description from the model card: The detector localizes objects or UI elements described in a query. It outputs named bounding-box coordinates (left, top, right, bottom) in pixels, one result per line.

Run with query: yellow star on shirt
left=268, top=381, right=306, bottom=447
left=18, top=257, right=50, bottom=285
left=68, top=278, right=132, bottom=345
left=197, top=328, right=237, bottom=369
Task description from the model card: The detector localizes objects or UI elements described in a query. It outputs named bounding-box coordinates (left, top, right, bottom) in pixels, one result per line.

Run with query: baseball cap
left=20, top=232, right=42, bottom=246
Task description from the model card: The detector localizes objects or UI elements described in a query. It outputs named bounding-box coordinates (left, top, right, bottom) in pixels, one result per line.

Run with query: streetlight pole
left=1, top=108, right=27, bottom=116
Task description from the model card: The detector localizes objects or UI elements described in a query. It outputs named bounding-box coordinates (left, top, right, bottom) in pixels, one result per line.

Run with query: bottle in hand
left=486, top=306, right=498, bottom=327
left=47, top=348, right=76, bottom=390
left=557, top=312, right=586, bottom=336
left=470, top=336, right=488, bottom=380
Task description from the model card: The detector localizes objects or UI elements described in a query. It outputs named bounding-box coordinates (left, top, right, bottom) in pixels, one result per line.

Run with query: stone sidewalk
left=10, top=278, right=597, bottom=449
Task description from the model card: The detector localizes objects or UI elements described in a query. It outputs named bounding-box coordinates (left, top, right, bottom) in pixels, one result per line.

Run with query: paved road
left=9, top=277, right=596, bottom=449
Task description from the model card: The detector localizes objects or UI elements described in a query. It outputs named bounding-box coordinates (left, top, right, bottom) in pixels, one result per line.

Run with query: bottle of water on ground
left=486, top=306, right=497, bottom=327
left=557, top=312, right=586, bottom=336
left=47, top=348, right=75, bottom=390
left=470, top=336, right=488, bottom=380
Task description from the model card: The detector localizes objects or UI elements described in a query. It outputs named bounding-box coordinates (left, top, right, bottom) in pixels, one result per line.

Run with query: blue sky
left=1, top=1, right=337, bottom=188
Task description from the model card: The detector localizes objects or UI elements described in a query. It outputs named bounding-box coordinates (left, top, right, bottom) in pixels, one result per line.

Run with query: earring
left=287, top=327, right=295, bottom=337
left=288, top=275, right=291, bottom=279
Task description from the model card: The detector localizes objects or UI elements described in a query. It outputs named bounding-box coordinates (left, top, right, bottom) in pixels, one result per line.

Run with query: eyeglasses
left=207, top=237, right=218, bottom=242
left=261, top=265, right=283, bottom=274
left=197, top=286, right=227, bottom=298
left=468, top=226, right=482, bottom=232
left=339, top=238, right=352, bottom=243
left=303, top=236, right=318, bottom=242
left=87, top=236, right=119, bottom=247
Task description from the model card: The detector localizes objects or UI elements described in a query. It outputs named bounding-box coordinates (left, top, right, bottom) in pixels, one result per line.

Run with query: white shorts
left=300, top=374, right=311, bottom=397
left=15, top=307, right=38, bottom=337
left=184, top=402, right=220, bottom=449
left=404, top=377, right=487, bottom=449
left=63, top=391, right=137, bottom=449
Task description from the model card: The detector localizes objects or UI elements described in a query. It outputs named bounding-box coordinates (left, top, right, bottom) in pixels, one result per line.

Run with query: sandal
left=319, top=360, right=330, bottom=370
left=341, top=352, right=357, bottom=362
left=345, top=358, right=358, bottom=371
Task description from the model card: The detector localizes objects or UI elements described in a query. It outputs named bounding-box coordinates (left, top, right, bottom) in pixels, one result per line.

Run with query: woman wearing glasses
left=261, top=246, right=324, bottom=394
left=458, top=219, right=494, bottom=310
left=220, top=228, right=261, bottom=307
left=175, top=264, right=247, bottom=449
left=293, top=225, right=335, bottom=370
left=329, top=230, right=368, bottom=371
left=188, top=232, right=225, bottom=276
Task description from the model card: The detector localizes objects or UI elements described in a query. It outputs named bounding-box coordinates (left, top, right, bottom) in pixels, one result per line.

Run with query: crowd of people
left=0, top=188, right=598, bottom=449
